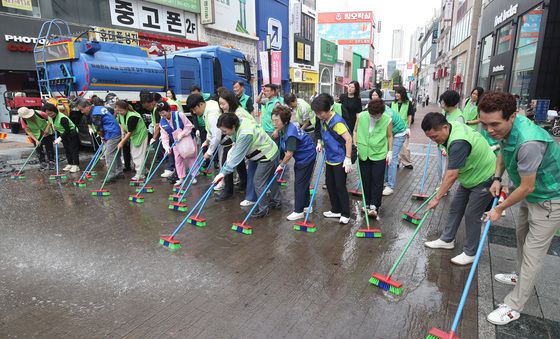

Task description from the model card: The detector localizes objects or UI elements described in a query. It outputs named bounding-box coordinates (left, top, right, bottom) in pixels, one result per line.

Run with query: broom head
left=356, top=229, right=382, bottom=238
left=401, top=212, right=422, bottom=225
left=89, top=171, right=98, bottom=176
left=159, top=235, right=181, bottom=249
left=136, top=186, right=154, bottom=193
left=277, top=179, right=288, bottom=187
left=73, top=180, right=87, bottom=187
left=348, top=189, right=361, bottom=197
left=293, top=220, right=316, bottom=233
left=411, top=193, right=430, bottom=200
left=129, top=180, right=145, bottom=187
left=369, top=273, right=403, bottom=295
left=168, top=194, right=186, bottom=202
left=231, top=222, right=252, bottom=235
left=309, top=185, right=314, bottom=195
left=11, top=173, right=25, bottom=180
left=128, top=194, right=144, bottom=203
left=426, top=328, right=459, bottom=339
left=49, top=174, right=67, bottom=180
left=187, top=215, right=206, bottom=227
left=91, top=189, right=111, bottom=196
left=200, top=169, right=213, bottom=177
left=173, top=187, right=186, bottom=194
left=168, top=202, right=188, bottom=212
left=85, top=173, right=94, bottom=181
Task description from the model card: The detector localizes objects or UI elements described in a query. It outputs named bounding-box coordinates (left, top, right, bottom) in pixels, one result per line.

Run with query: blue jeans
left=385, top=134, right=406, bottom=189
left=245, top=160, right=258, bottom=202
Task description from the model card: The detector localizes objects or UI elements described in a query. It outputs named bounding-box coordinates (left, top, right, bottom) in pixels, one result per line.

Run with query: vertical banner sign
left=271, top=50, right=282, bottom=85
left=200, top=0, right=215, bottom=24
left=2, top=0, right=32, bottom=11
left=259, top=51, right=270, bottom=84
left=292, top=1, right=302, bottom=34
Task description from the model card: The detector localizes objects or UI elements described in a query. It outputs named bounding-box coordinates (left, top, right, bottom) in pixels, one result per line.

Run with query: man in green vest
left=478, top=92, right=560, bottom=326
left=422, top=112, right=496, bottom=265
left=435, top=90, right=465, bottom=181
left=259, top=84, right=283, bottom=138
left=284, top=93, right=315, bottom=132
left=43, top=102, right=81, bottom=173
left=233, top=80, right=254, bottom=114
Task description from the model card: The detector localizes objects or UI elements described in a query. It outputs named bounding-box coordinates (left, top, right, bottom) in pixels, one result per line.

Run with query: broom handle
left=242, top=170, right=280, bottom=225
left=194, top=178, right=215, bottom=216
left=356, top=157, right=370, bottom=228
left=176, top=148, right=204, bottom=191
left=451, top=197, right=498, bottom=332
left=418, top=140, right=432, bottom=193
left=137, top=140, right=177, bottom=191
left=146, top=139, right=162, bottom=178
left=303, top=152, right=326, bottom=223
left=137, top=139, right=155, bottom=177
left=180, top=146, right=219, bottom=200
left=16, top=134, right=46, bottom=174
left=99, top=149, right=120, bottom=190
left=171, top=183, right=215, bottom=237
left=412, top=188, right=440, bottom=214
left=387, top=209, right=432, bottom=276
left=78, top=142, right=103, bottom=181
left=54, top=130, right=59, bottom=175
left=88, top=143, right=105, bottom=174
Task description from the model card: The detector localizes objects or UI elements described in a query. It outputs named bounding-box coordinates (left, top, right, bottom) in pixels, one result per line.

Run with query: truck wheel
left=552, top=126, right=560, bottom=137
left=10, top=123, right=20, bottom=134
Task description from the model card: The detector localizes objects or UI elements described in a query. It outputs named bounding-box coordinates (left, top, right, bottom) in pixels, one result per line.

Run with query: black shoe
left=270, top=200, right=282, bottom=209
left=405, top=165, right=413, bottom=170
left=215, top=193, right=233, bottom=202
left=123, top=167, right=132, bottom=172
left=251, top=208, right=270, bottom=218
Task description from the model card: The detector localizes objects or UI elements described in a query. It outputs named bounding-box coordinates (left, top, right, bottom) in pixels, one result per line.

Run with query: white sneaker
left=323, top=211, right=341, bottom=218
left=174, top=178, right=184, bottom=186
left=339, top=216, right=350, bottom=224
left=214, top=181, right=224, bottom=191
left=131, top=175, right=141, bottom=181
left=487, top=304, right=520, bottom=325
left=191, top=177, right=197, bottom=184
left=286, top=212, right=305, bottom=221
left=161, top=169, right=174, bottom=178
left=494, top=272, right=518, bottom=285
left=63, top=165, right=72, bottom=171
left=382, top=187, right=394, bottom=196
left=451, top=252, right=475, bottom=265
left=304, top=206, right=313, bottom=213
left=424, top=238, right=455, bottom=249
left=240, top=200, right=255, bottom=207
left=69, top=165, right=80, bottom=173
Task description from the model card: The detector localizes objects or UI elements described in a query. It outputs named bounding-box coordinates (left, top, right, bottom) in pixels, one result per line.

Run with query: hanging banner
left=259, top=51, right=270, bottom=84
left=271, top=50, right=282, bottom=85
left=205, top=0, right=256, bottom=40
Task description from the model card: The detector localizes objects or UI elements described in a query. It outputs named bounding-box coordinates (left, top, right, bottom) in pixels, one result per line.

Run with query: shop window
left=38, top=0, right=111, bottom=27
left=233, top=58, right=246, bottom=77
left=477, top=34, right=493, bottom=87
left=0, top=0, right=40, bottom=17
left=491, top=74, right=506, bottom=92
left=510, top=4, right=543, bottom=108
left=495, top=22, right=514, bottom=55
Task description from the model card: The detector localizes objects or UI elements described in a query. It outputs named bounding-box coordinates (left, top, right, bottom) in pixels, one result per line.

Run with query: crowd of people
left=14, top=82, right=559, bottom=327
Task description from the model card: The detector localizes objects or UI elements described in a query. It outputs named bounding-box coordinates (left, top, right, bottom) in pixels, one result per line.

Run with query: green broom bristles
left=159, top=238, right=181, bottom=249
left=168, top=204, right=188, bottom=212
left=231, top=224, right=252, bottom=235
left=11, top=175, right=25, bottom=180
left=187, top=217, right=206, bottom=227
left=293, top=224, right=317, bottom=233
left=356, top=230, right=382, bottom=238
left=91, top=191, right=111, bottom=196
left=128, top=195, right=144, bottom=202
left=49, top=174, right=67, bottom=180
left=136, top=187, right=154, bottom=193
left=369, top=275, right=403, bottom=295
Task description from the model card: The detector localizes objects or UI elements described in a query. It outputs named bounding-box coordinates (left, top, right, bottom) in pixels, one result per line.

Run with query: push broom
left=232, top=170, right=281, bottom=235
left=85, top=145, right=105, bottom=180
left=369, top=208, right=433, bottom=295
left=91, top=150, right=120, bottom=196
left=427, top=197, right=499, bottom=339
left=129, top=141, right=155, bottom=187
left=402, top=188, right=439, bottom=225
left=173, top=147, right=218, bottom=194
left=168, top=149, right=205, bottom=211
left=11, top=134, right=45, bottom=180
left=185, top=179, right=217, bottom=227
left=49, top=131, right=67, bottom=181
left=294, top=153, right=325, bottom=233
left=199, top=146, right=219, bottom=177
left=411, top=140, right=432, bottom=200
left=129, top=141, right=176, bottom=203
left=276, top=153, right=288, bottom=187
left=160, top=182, right=217, bottom=249
left=355, top=157, right=381, bottom=238
left=74, top=142, right=104, bottom=187
left=141, top=139, right=161, bottom=182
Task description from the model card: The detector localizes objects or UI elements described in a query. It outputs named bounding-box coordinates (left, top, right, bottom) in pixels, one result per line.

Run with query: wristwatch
left=491, top=176, right=502, bottom=182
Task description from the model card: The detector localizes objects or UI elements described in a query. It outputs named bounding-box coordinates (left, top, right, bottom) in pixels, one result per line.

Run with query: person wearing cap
left=42, top=102, right=81, bottom=173
left=76, top=99, right=124, bottom=182
left=18, top=106, right=55, bottom=171
left=477, top=91, right=560, bottom=326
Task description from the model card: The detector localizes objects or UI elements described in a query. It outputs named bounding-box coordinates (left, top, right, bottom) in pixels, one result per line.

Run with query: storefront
left=319, top=39, right=337, bottom=95
left=476, top=0, right=560, bottom=109
left=290, top=68, right=318, bottom=100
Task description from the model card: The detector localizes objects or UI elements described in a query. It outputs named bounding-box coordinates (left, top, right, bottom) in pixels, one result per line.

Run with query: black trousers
left=123, top=140, right=131, bottom=169
left=294, top=160, right=315, bottom=213
left=35, top=134, right=55, bottom=163
left=359, top=159, right=386, bottom=209
left=221, top=145, right=247, bottom=195
left=325, top=163, right=350, bottom=218
left=61, top=132, right=80, bottom=165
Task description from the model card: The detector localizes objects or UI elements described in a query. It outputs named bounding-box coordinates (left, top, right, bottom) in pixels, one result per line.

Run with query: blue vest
left=281, top=122, right=316, bottom=167
left=160, top=111, right=184, bottom=143
left=320, top=113, right=347, bottom=164
left=92, top=106, right=120, bottom=140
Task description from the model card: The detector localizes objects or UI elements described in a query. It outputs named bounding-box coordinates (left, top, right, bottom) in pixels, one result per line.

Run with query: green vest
left=356, top=111, right=390, bottom=161
left=501, top=115, right=560, bottom=202
left=384, top=106, right=406, bottom=135
left=480, top=129, right=499, bottom=155
left=235, top=107, right=255, bottom=122
left=118, top=111, right=148, bottom=146
left=203, top=100, right=221, bottom=136
left=332, top=102, right=342, bottom=116
left=25, top=114, right=50, bottom=139
left=239, top=93, right=251, bottom=111
left=463, top=99, right=478, bottom=130
left=49, top=112, right=77, bottom=135
left=295, top=98, right=315, bottom=127
left=236, top=118, right=278, bottom=161
left=445, top=107, right=464, bottom=123
left=444, top=122, right=496, bottom=189
left=262, top=96, right=283, bottom=133
left=391, top=101, right=410, bottom=128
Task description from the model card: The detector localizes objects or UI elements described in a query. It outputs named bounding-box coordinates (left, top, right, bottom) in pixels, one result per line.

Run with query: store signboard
left=2, top=0, right=32, bottom=12
left=205, top=0, right=257, bottom=40
left=200, top=0, right=214, bottom=24
left=144, top=0, right=199, bottom=13
left=320, top=39, right=337, bottom=65
left=90, top=26, right=139, bottom=46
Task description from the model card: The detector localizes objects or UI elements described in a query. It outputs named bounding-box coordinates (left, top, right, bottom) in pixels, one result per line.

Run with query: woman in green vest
left=391, top=87, right=414, bottom=170
left=463, top=87, right=484, bottom=130
left=166, top=89, right=184, bottom=113
left=352, top=98, right=393, bottom=218
left=115, top=100, right=149, bottom=181
left=17, top=106, right=55, bottom=171
left=43, top=103, right=81, bottom=173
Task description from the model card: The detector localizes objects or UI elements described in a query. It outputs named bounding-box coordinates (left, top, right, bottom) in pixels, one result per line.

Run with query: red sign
left=138, top=31, right=207, bottom=56
left=318, top=11, right=374, bottom=24
left=271, top=51, right=282, bottom=85
left=5, top=42, right=33, bottom=53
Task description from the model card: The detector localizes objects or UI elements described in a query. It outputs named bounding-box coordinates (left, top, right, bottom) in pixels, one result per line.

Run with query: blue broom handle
left=194, top=178, right=216, bottom=216
left=242, top=169, right=281, bottom=225
left=451, top=197, right=499, bottom=332
left=146, top=139, right=162, bottom=177
left=176, top=148, right=204, bottom=191
left=180, top=146, right=220, bottom=200
left=54, top=130, right=59, bottom=175
left=99, top=148, right=120, bottom=190
left=419, top=140, right=432, bottom=193
left=78, top=142, right=103, bottom=181
left=303, top=152, right=326, bottom=223
left=171, top=183, right=215, bottom=237
left=137, top=140, right=177, bottom=191
left=88, top=143, right=105, bottom=173
left=16, top=134, right=46, bottom=174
